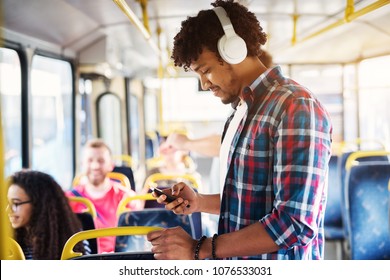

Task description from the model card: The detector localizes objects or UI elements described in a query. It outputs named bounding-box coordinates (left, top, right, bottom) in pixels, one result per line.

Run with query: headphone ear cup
left=217, top=34, right=247, bottom=64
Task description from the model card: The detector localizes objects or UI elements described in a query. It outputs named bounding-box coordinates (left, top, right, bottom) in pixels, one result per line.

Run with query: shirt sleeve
left=260, top=95, right=332, bottom=249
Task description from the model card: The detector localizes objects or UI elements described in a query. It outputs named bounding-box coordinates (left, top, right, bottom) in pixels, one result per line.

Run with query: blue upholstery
left=339, top=152, right=389, bottom=239
left=344, top=162, right=390, bottom=259
left=145, top=135, right=159, bottom=159
left=112, top=165, right=136, bottom=191
left=144, top=186, right=203, bottom=238
left=115, top=208, right=201, bottom=252
left=324, top=155, right=345, bottom=240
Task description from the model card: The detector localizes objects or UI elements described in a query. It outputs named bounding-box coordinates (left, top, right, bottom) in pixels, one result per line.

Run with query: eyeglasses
left=6, top=200, right=32, bottom=212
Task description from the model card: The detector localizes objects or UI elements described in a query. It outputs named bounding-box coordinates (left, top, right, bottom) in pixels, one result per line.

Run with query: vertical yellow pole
left=345, top=0, right=355, bottom=22
left=156, top=26, right=165, bottom=134
left=0, top=96, right=11, bottom=260
left=0, top=0, right=12, bottom=259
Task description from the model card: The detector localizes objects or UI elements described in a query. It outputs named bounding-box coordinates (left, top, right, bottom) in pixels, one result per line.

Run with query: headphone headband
left=213, top=6, right=247, bottom=64
left=213, top=7, right=236, bottom=38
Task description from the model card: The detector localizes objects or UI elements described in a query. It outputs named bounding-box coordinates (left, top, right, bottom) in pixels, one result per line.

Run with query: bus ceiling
left=2, top=0, right=390, bottom=78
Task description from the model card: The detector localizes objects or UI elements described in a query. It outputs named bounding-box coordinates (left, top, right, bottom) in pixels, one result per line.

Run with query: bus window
left=96, top=92, right=123, bottom=156
left=290, top=64, right=344, bottom=143
left=31, top=55, right=73, bottom=188
left=0, top=48, right=22, bottom=176
left=358, top=55, right=390, bottom=148
left=129, top=93, right=140, bottom=167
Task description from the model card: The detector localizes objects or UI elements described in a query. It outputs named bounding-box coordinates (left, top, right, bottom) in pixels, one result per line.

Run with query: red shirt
left=66, top=182, right=142, bottom=253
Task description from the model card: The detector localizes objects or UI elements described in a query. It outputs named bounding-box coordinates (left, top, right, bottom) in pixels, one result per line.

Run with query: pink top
left=66, top=182, right=142, bottom=253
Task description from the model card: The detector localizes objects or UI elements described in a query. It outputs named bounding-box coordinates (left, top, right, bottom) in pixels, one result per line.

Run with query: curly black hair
left=172, top=0, right=267, bottom=71
left=9, top=170, right=85, bottom=259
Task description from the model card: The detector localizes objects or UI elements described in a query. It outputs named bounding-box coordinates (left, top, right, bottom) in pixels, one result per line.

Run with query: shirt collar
left=241, top=66, right=282, bottom=109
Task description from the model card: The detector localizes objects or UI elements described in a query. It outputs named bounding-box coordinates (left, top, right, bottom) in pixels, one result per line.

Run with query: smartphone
left=151, top=187, right=177, bottom=203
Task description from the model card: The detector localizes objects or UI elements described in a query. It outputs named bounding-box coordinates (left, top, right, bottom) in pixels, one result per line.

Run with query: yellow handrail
left=67, top=196, right=97, bottom=219
left=107, top=172, right=131, bottom=189
left=143, top=172, right=200, bottom=190
left=116, top=193, right=156, bottom=217
left=61, top=226, right=162, bottom=260
left=333, top=138, right=387, bottom=156
left=112, top=154, right=133, bottom=167
left=299, top=0, right=390, bottom=44
left=72, top=172, right=131, bottom=189
left=112, top=0, right=160, bottom=55
left=0, top=104, right=12, bottom=260
left=345, top=150, right=390, bottom=171
left=6, top=238, right=26, bottom=260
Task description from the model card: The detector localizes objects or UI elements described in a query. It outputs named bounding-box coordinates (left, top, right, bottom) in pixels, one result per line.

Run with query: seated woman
left=6, top=170, right=88, bottom=259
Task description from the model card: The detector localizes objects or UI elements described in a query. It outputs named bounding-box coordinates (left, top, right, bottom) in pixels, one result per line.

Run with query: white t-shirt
left=219, top=101, right=248, bottom=194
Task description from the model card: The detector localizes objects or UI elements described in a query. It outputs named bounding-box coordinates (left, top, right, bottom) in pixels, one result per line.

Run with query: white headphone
left=213, top=6, right=247, bottom=64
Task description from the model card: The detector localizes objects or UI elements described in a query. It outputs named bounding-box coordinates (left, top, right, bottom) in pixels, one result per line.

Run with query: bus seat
left=112, top=166, right=136, bottom=191
left=115, top=192, right=203, bottom=239
left=7, top=238, right=25, bottom=260
left=145, top=131, right=159, bottom=159
left=344, top=162, right=390, bottom=259
left=61, top=226, right=162, bottom=260
left=339, top=150, right=390, bottom=237
left=67, top=196, right=97, bottom=219
left=324, top=155, right=345, bottom=240
left=143, top=173, right=201, bottom=209
left=112, top=154, right=135, bottom=190
left=72, top=172, right=131, bottom=190
left=75, top=213, right=98, bottom=254
left=116, top=193, right=156, bottom=217
left=115, top=208, right=202, bottom=252
left=107, top=172, right=132, bottom=189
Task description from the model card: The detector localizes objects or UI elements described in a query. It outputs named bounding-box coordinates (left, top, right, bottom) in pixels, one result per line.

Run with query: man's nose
left=199, top=75, right=211, bottom=91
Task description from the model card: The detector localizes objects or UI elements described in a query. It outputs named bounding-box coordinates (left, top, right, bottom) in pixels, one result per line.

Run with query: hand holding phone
left=151, top=187, right=177, bottom=203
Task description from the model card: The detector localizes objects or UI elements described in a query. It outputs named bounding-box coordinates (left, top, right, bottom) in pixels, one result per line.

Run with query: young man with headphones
left=147, top=0, right=332, bottom=260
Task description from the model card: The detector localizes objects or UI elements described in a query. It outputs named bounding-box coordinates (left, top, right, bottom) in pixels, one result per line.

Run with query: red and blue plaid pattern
left=218, top=66, right=332, bottom=260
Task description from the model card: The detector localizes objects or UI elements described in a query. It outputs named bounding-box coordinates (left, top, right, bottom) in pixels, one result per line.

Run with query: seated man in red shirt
left=66, top=138, right=143, bottom=253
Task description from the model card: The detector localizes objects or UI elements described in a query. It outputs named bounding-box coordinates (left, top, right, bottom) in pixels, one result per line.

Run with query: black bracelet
left=194, top=236, right=207, bottom=260
left=212, top=234, right=218, bottom=259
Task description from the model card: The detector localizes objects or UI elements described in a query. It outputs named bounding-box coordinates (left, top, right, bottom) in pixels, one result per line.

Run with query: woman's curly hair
left=10, top=170, right=85, bottom=259
left=172, top=0, right=267, bottom=71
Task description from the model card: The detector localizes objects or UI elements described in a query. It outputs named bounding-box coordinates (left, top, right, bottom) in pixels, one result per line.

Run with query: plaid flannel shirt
left=218, top=66, right=332, bottom=260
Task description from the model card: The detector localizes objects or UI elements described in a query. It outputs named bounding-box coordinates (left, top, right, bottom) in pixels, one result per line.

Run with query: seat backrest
left=344, top=162, right=390, bottom=259
left=61, top=226, right=162, bottom=260
left=72, top=172, right=131, bottom=190
left=145, top=131, right=159, bottom=159
left=68, top=196, right=97, bottom=219
left=324, top=155, right=342, bottom=227
left=112, top=166, right=136, bottom=191
left=76, top=213, right=98, bottom=254
left=115, top=208, right=201, bottom=252
left=339, top=150, right=390, bottom=238
left=116, top=193, right=156, bottom=217
left=107, top=172, right=132, bottom=189
left=143, top=173, right=201, bottom=209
